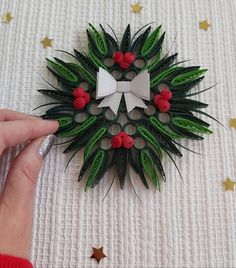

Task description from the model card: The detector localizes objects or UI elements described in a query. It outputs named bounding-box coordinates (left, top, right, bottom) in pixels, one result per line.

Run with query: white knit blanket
left=1, top=0, right=236, bottom=267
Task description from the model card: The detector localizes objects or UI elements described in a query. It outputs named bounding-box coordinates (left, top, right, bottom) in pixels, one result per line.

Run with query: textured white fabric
left=1, top=0, right=236, bottom=267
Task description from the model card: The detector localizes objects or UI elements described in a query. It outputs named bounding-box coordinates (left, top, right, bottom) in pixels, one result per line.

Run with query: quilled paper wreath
left=37, top=24, right=218, bottom=191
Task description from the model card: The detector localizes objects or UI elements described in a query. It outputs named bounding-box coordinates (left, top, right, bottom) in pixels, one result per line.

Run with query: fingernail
left=29, top=114, right=42, bottom=118
left=38, top=134, right=56, bottom=159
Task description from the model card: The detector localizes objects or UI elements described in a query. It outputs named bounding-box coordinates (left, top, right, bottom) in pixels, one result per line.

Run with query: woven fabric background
left=1, top=0, right=236, bottom=267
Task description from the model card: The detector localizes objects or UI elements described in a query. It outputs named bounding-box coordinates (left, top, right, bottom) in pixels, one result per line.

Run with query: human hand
left=0, top=109, right=59, bottom=259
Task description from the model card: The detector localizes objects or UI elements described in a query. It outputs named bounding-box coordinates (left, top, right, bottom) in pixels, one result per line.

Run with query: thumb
left=1, top=134, right=56, bottom=210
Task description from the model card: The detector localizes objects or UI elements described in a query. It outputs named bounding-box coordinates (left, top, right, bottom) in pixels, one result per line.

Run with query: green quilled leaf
left=55, top=115, right=73, bottom=127
left=105, top=33, right=119, bottom=53
left=99, top=24, right=118, bottom=54
left=149, top=53, right=178, bottom=74
left=172, top=117, right=213, bottom=134
left=171, top=69, right=207, bottom=87
left=140, top=149, right=160, bottom=190
left=38, top=90, right=73, bottom=103
left=91, top=151, right=113, bottom=188
left=87, top=29, right=104, bottom=58
left=120, top=24, right=131, bottom=52
left=78, top=149, right=100, bottom=181
left=137, top=125, right=163, bottom=158
left=128, top=149, right=149, bottom=189
left=45, top=104, right=75, bottom=114
left=46, top=59, right=78, bottom=84
left=150, top=66, right=182, bottom=88
left=140, top=120, right=182, bottom=157
left=168, top=124, right=204, bottom=140
left=88, top=46, right=108, bottom=70
left=176, top=114, right=210, bottom=127
left=73, top=49, right=97, bottom=74
left=85, top=150, right=106, bottom=191
left=147, top=146, right=166, bottom=181
left=63, top=121, right=104, bottom=153
left=141, top=25, right=162, bottom=57
left=170, top=77, right=204, bottom=93
left=88, top=23, right=108, bottom=56
left=58, top=116, right=97, bottom=137
left=67, top=63, right=96, bottom=86
left=131, top=26, right=151, bottom=55
left=116, top=148, right=128, bottom=189
left=171, top=99, right=208, bottom=110
left=84, top=127, right=107, bottom=160
left=149, top=116, right=182, bottom=139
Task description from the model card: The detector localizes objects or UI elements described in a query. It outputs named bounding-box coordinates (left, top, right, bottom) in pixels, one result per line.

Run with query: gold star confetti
left=222, top=177, right=236, bottom=191
left=199, top=20, right=210, bottom=31
left=131, top=2, right=143, bottom=13
left=91, top=247, right=106, bottom=263
left=40, top=36, right=53, bottom=49
left=2, top=12, right=13, bottom=24
left=229, top=118, right=236, bottom=128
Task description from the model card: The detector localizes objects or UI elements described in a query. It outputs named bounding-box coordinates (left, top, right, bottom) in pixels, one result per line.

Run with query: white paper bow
left=96, top=67, right=150, bottom=115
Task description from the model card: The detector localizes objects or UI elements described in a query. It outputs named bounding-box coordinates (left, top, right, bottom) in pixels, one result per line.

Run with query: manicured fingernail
left=38, top=134, right=56, bottom=159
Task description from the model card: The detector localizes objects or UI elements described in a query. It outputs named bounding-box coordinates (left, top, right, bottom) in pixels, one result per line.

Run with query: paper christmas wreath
left=37, top=24, right=217, bottom=191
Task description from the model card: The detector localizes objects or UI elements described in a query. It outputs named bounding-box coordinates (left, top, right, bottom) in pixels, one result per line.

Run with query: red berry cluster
left=154, top=88, right=173, bottom=113
left=111, top=131, right=134, bottom=149
left=72, top=87, right=91, bottom=109
left=113, top=51, right=136, bottom=69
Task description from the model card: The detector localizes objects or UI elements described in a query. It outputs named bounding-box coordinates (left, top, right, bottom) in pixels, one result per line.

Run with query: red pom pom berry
left=113, top=51, right=124, bottom=63
left=123, top=136, right=134, bottom=149
left=160, top=88, right=172, bottom=101
left=82, top=92, right=91, bottom=104
left=73, top=87, right=85, bottom=98
left=73, top=97, right=86, bottom=109
left=111, top=135, right=122, bottom=148
left=118, top=131, right=128, bottom=139
left=119, top=60, right=130, bottom=69
left=154, top=94, right=163, bottom=106
left=124, top=52, right=136, bottom=64
left=157, top=100, right=171, bottom=113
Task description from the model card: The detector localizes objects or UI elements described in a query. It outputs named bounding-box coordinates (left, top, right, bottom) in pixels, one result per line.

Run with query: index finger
left=0, top=119, right=59, bottom=154
left=0, top=109, right=40, bottom=122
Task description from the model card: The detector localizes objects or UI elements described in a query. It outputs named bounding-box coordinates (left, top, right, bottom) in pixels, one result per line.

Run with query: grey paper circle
left=158, top=112, right=170, bottom=123
left=144, top=104, right=156, bottom=116
left=108, top=124, right=121, bottom=135
left=128, top=109, right=142, bottom=121
left=100, top=138, right=111, bottom=150
left=74, top=112, right=88, bottom=123
left=124, top=123, right=137, bottom=135
left=134, top=137, right=146, bottom=149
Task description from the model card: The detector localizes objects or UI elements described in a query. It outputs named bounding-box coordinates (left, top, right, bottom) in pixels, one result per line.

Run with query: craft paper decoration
left=37, top=24, right=217, bottom=191
left=229, top=118, right=236, bottom=128
left=2, top=12, right=13, bottom=24
left=131, top=2, right=143, bottom=13
left=91, top=247, right=106, bottom=263
left=199, top=20, right=210, bottom=31
left=96, top=68, right=150, bottom=114
left=41, top=36, right=53, bottom=48
left=223, top=177, right=236, bottom=191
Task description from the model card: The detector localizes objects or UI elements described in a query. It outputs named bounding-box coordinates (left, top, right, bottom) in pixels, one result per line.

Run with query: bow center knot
left=117, top=81, right=130, bottom=93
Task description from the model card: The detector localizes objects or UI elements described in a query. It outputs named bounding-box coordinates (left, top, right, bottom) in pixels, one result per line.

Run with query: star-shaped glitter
left=222, top=177, right=236, bottom=191
left=2, top=12, right=13, bottom=24
left=199, top=20, right=210, bottom=31
left=131, top=2, right=143, bottom=13
left=40, top=36, right=53, bottom=48
left=91, top=247, right=106, bottom=263
left=229, top=118, right=236, bottom=128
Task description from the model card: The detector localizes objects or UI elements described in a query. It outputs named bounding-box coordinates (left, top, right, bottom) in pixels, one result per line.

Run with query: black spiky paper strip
left=37, top=24, right=216, bottom=191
